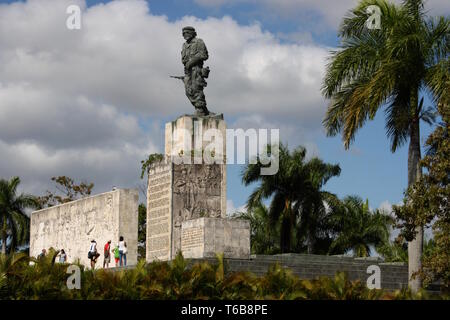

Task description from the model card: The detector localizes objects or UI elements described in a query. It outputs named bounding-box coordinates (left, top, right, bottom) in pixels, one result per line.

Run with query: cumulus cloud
left=0, top=84, right=142, bottom=149
left=226, top=199, right=246, bottom=216
left=0, top=0, right=330, bottom=119
left=0, top=0, right=330, bottom=197
left=229, top=113, right=321, bottom=160
left=378, top=200, right=393, bottom=215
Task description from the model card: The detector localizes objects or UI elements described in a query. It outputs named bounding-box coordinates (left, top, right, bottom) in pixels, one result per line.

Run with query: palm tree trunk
left=280, top=200, right=292, bottom=253
left=407, top=90, right=423, bottom=293
left=307, top=233, right=314, bottom=254
left=280, top=215, right=291, bottom=253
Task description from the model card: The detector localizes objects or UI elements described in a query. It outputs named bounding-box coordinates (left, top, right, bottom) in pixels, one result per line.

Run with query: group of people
left=37, top=236, right=128, bottom=270
left=88, top=236, right=128, bottom=269
left=37, top=248, right=67, bottom=263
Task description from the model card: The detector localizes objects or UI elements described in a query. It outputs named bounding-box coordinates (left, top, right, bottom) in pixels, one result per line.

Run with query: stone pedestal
left=181, top=218, right=250, bottom=259
left=146, top=114, right=250, bottom=262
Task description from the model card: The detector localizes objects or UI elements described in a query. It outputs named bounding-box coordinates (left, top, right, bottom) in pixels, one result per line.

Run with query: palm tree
left=376, top=238, right=409, bottom=262
left=329, top=196, right=393, bottom=257
left=295, top=158, right=342, bottom=254
left=321, top=0, right=449, bottom=290
left=233, top=202, right=280, bottom=254
left=0, top=177, right=38, bottom=254
left=242, top=144, right=340, bottom=253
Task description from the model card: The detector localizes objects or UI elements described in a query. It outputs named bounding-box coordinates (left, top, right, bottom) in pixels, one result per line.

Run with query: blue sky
left=0, top=0, right=446, bottom=218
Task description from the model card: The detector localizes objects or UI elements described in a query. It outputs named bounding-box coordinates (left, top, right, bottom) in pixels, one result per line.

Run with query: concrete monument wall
left=30, top=189, right=139, bottom=268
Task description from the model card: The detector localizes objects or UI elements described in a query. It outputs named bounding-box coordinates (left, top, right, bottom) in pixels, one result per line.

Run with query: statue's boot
left=195, top=106, right=209, bottom=116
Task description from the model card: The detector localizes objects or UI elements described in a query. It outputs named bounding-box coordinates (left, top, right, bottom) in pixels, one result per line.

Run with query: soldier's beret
left=182, top=26, right=196, bottom=32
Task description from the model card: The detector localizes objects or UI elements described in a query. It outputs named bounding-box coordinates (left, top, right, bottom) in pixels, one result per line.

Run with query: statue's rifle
left=170, top=75, right=185, bottom=81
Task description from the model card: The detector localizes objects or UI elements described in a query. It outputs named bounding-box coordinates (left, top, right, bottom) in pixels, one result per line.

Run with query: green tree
left=328, top=196, right=393, bottom=257
left=37, top=176, right=94, bottom=208
left=138, top=203, right=147, bottom=260
left=377, top=239, right=409, bottom=263
left=140, top=153, right=164, bottom=179
left=233, top=202, right=280, bottom=255
left=0, top=177, right=38, bottom=254
left=242, top=144, right=340, bottom=253
left=321, top=0, right=449, bottom=290
left=378, top=237, right=438, bottom=264
left=294, top=158, right=342, bottom=254
left=394, top=102, right=450, bottom=291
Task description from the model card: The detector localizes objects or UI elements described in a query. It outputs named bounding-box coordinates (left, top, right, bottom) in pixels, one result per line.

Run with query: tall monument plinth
left=146, top=114, right=250, bottom=261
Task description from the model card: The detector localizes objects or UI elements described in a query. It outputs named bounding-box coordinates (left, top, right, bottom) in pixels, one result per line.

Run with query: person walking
left=118, top=236, right=127, bottom=267
left=59, top=249, right=67, bottom=263
left=103, top=240, right=111, bottom=268
left=88, top=240, right=100, bottom=269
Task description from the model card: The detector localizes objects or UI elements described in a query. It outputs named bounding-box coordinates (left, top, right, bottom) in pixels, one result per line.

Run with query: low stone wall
left=112, top=253, right=410, bottom=291
left=189, top=253, right=409, bottom=291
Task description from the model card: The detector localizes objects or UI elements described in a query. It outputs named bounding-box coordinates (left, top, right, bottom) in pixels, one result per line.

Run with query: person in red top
left=103, top=240, right=111, bottom=268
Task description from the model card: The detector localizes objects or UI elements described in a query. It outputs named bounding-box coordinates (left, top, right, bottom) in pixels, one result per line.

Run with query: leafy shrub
left=0, top=251, right=446, bottom=300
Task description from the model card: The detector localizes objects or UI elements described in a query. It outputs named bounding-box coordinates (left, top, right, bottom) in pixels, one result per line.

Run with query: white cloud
left=226, top=199, right=246, bottom=216
left=0, top=84, right=142, bottom=149
left=376, top=200, right=399, bottom=241
left=229, top=113, right=321, bottom=159
left=0, top=1, right=330, bottom=120
left=0, top=0, right=330, bottom=198
left=378, top=200, right=393, bottom=215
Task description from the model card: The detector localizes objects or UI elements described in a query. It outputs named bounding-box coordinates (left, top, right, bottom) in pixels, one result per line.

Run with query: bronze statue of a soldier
left=178, top=26, right=211, bottom=116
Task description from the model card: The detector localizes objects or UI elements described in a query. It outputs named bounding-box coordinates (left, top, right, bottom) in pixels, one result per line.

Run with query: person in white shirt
left=59, top=249, right=67, bottom=263
left=118, top=236, right=127, bottom=267
left=88, top=240, right=100, bottom=269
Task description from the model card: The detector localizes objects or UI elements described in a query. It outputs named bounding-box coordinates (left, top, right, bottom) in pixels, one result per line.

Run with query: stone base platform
left=181, top=217, right=250, bottom=259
